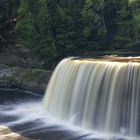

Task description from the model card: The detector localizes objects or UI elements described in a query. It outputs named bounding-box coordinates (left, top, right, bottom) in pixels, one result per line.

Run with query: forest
left=0, top=0, right=140, bottom=68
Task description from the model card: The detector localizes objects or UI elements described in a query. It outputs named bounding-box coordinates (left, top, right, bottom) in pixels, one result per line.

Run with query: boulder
left=0, top=126, right=33, bottom=140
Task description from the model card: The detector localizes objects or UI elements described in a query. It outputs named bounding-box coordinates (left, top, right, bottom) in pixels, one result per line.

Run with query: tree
left=16, top=0, right=61, bottom=68
left=114, top=0, right=134, bottom=49
left=0, top=0, right=20, bottom=47
left=83, top=0, right=117, bottom=50
left=128, top=0, right=140, bottom=49
left=16, top=0, right=140, bottom=68
left=16, top=0, right=85, bottom=68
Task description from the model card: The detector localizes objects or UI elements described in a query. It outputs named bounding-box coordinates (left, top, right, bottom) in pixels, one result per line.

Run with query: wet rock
left=0, top=126, right=33, bottom=140
left=0, top=65, right=52, bottom=93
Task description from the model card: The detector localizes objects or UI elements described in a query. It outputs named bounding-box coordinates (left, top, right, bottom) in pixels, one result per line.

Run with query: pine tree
left=82, top=0, right=107, bottom=50
left=0, top=0, right=20, bottom=46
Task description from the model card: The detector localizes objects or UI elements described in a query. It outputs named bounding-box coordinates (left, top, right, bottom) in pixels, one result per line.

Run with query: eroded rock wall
left=0, top=64, right=52, bottom=94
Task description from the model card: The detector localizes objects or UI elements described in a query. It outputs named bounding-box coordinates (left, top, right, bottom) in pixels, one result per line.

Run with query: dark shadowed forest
left=0, top=0, right=140, bottom=68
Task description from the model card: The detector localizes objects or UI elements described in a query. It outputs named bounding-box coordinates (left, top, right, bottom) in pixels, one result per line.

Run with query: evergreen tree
left=129, top=0, right=140, bottom=49
left=82, top=0, right=106, bottom=50
left=114, top=0, right=134, bottom=49
left=15, top=0, right=140, bottom=68
left=0, top=0, right=20, bottom=46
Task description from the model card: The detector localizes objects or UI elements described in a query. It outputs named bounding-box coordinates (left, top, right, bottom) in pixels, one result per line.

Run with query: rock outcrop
left=0, top=126, right=33, bottom=140
left=0, top=64, right=52, bottom=93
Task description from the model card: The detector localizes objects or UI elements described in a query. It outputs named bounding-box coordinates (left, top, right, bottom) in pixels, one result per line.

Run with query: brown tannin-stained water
left=44, top=56, right=140, bottom=140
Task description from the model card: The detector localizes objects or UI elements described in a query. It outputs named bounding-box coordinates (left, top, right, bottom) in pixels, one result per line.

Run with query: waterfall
left=44, top=57, right=140, bottom=137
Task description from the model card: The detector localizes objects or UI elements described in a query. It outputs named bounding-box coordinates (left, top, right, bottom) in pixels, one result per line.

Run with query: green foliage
left=0, top=0, right=20, bottom=46
left=82, top=0, right=107, bottom=50
left=3, top=0, right=138, bottom=68
left=127, top=0, right=140, bottom=49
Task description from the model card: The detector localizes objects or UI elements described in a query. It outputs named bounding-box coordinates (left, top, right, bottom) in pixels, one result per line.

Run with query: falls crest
left=44, top=57, right=140, bottom=137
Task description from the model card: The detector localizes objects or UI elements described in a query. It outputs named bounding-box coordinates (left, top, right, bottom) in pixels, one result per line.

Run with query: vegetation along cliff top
left=0, top=0, right=140, bottom=69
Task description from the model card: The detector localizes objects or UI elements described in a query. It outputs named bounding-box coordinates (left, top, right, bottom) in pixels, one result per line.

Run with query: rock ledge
left=0, top=126, right=34, bottom=140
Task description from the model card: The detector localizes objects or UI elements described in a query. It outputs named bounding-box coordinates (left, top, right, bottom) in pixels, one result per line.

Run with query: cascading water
left=44, top=57, right=140, bottom=138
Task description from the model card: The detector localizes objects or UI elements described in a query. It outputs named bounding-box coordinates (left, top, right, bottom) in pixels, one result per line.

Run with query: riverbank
left=0, top=126, right=34, bottom=140
left=0, top=43, right=52, bottom=94
left=0, top=64, right=52, bottom=94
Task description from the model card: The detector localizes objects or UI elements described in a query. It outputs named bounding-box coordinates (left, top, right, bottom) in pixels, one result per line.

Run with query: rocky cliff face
left=0, top=64, right=52, bottom=93
left=0, top=43, right=52, bottom=94
left=0, top=45, right=52, bottom=139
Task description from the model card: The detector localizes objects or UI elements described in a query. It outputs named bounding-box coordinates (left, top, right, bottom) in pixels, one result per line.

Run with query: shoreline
left=0, top=126, right=34, bottom=140
left=0, top=64, right=52, bottom=94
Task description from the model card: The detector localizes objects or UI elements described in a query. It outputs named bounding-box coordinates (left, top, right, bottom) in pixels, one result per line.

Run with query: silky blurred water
left=0, top=89, right=139, bottom=140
